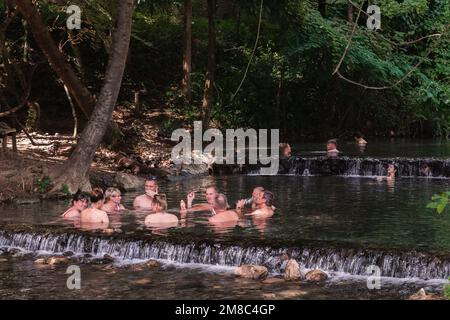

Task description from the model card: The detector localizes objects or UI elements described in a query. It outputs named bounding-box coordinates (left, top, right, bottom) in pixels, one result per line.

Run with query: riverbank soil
left=0, top=105, right=179, bottom=203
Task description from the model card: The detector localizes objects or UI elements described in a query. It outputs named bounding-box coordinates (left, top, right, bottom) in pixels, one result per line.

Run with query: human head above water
left=256, top=190, right=274, bottom=207
left=105, top=187, right=122, bottom=203
left=214, top=193, right=229, bottom=211
left=252, top=187, right=264, bottom=201
left=152, top=194, right=167, bottom=212
left=71, top=190, right=89, bottom=210
left=90, top=188, right=105, bottom=204
left=326, top=139, right=337, bottom=151
left=205, top=185, right=219, bottom=204
left=261, top=190, right=274, bottom=207
left=387, top=163, right=398, bottom=177
left=145, top=178, right=158, bottom=194
left=279, top=143, right=291, bottom=157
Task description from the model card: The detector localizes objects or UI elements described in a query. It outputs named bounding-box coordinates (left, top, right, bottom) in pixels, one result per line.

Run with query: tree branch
left=231, top=0, right=264, bottom=101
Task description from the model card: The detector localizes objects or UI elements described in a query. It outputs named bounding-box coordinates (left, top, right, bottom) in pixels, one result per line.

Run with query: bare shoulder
left=166, top=213, right=179, bottom=222
left=62, top=208, right=79, bottom=218
left=134, top=194, right=146, bottom=202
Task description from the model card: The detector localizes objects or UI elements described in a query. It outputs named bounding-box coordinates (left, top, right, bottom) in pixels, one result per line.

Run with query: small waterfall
left=1, top=229, right=449, bottom=280
left=240, top=156, right=450, bottom=178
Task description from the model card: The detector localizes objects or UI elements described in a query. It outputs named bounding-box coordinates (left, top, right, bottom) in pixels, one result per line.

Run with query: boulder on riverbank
left=34, top=256, right=69, bottom=265
left=407, top=288, right=445, bottom=300
left=114, top=172, right=145, bottom=191
left=144, top=260, right=161, bottom=268
left=235, top=264, right=268, bottom=280
left=284, top=259, right=304, bottom=281
left=305, top=269, right=328, bottom=282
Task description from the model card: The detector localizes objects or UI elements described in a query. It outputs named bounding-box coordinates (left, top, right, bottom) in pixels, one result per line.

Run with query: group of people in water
left=62, top=178, right=275, bottom=231
left=279, top=136, right=433, bottom=180
left=62, top=134, right=435, bottom=230
left=279, top=134, right=367, bottom=159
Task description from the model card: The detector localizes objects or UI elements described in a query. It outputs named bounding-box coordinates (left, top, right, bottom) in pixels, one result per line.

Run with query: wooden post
left=12, top=132, right=17, bottom=153
left=2, top=136, right=6, bottom=152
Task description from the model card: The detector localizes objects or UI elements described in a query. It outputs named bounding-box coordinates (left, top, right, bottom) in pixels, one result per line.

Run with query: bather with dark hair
left=80, top=188, right=109, bottom=227
left=376, top=163, right=398, bottom=181
left=61, top=190, right=89, bottom=218
left=246, top=190, right=275, bottom=218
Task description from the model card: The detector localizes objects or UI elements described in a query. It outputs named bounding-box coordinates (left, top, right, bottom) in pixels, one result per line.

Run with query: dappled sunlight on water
left=1, top=175, right=450, bottom=250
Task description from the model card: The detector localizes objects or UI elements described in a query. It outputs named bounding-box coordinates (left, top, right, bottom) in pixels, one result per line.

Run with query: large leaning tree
left=47, top=0, right=135, bottom=193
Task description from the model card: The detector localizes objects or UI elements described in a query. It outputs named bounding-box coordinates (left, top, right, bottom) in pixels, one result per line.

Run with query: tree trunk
left=201, top=0, right=216, bottom=128
left=182, top=0, right=192, bottom=102
left=0, top=4, right=18, bottom=99
left=318, top=0, right=326, bottom=17
left=16, top=0, right=95, bottom=118
left=50, top=0, right=135, bottom=193
left=347, top=1, right=354, bottom=23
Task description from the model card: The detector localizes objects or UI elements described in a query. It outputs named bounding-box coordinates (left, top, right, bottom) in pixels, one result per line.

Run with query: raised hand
left=180, top=200, right=187, bottom=214
left=187, top=191, right=195, bottom=208
left=236, top=199, right=246, bottom=210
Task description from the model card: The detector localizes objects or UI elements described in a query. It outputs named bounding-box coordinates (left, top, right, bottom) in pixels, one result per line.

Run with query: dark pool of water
left=0, top=254, right=440, bottom=300
left=292, top=138, right=450, bottom=158
left=1, top=175, right=450, bottom=251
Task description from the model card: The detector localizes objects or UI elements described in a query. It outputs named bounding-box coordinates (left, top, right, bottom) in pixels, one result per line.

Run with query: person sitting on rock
left=326, top=139, right=339, bottom=157
left=186, top=185, right=219, bottom=212
left=62, top=190, right=89, bottom=218
left=133, top=178, right=159, bottom=210
left=279, top=143, right=292, bottom=157
left=80, top=188, right=110, bottom=227
left=101, top=187, right=125, bottom=213
left=246, top=190, right=275, bottom=218
left=209, top=193, right=239, bottom=224
left=144, top=194, right=178, bottom=227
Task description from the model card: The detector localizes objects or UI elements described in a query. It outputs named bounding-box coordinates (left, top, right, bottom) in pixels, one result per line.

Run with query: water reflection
left=2, top=176, right=450, bottom=250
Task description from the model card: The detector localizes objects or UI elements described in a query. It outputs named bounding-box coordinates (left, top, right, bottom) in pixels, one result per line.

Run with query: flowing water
left=1, top=140, right=450, bottom=299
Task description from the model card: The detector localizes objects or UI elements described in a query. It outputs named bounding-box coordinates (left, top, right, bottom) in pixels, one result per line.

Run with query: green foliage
left=61, top=184, right=70, bottom=196
left=445, top=278, right=450, bottom=300
left=2, top=0, right=449, bottom=139
left=35, top=176, right=53, bottom=194
left=427, top=192, right=450, bottom=214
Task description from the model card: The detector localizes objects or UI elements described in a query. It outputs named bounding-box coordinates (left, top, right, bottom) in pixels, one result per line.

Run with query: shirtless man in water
left=133, top=179, right=159, bottom=210
left=62, top=191, right=89, bottom=218
left=186, top=185, right=218, bottom=211
left=80, top=188, right=110, bottom=228
left=245, top=190, right=275, bottom=218
left=144, top=194, right=179, bottom=227
left=236, top=186, right=264, bottom=212
left=326, top=139, right=339, bottom=157
left=209, top=193, right=239, bottom=224
left=101, top=187, right=125, bottom=213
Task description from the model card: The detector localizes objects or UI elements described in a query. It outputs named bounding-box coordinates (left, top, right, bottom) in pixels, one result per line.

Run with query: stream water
left=1, top=140, right=450, bottom=299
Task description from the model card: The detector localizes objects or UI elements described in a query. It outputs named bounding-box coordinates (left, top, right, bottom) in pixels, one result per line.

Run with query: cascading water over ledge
left=213, top=156, right=450, bottom=177
left=1, top=225, right=449, bottom=280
